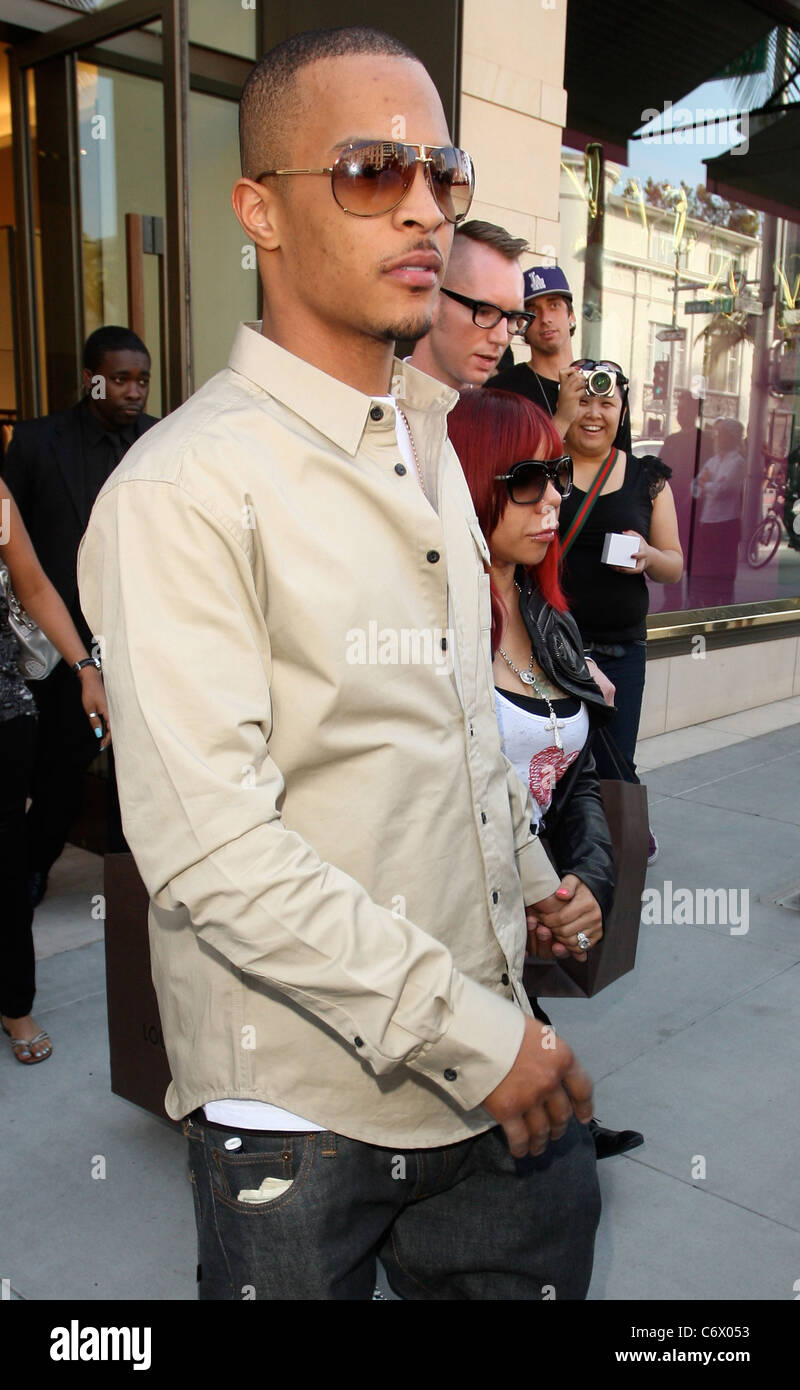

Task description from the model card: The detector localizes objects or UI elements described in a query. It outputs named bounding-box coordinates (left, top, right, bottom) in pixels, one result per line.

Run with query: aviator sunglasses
left=494, top=456, right=573, bottom=504
left=256, top=140, right=475, bottom=224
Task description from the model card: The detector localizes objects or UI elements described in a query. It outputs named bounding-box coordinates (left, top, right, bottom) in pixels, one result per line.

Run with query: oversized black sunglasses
left=440, top=288, right=534, bottom=337
left=256, top=141, right=474, bottom=224
left=494, top=456, right=573, bottom=504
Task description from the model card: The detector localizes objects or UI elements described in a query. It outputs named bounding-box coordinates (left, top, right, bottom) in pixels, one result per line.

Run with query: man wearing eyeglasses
left=408, top=221, right=531, bottom=388
left=79, top=26, right=600, bottom=1302
left=493, top=266, right=632, bottom=455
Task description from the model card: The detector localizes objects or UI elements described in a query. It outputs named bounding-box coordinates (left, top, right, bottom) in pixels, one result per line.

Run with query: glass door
left=10, top=1, right=190, bottom=419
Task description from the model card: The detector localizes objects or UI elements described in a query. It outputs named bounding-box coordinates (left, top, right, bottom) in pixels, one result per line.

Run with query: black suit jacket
left=2, top=401, right=157, bottom=638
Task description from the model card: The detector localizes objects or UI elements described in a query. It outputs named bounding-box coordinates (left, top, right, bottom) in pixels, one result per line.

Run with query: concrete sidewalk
left=3, top=699, right=799, bottom=1301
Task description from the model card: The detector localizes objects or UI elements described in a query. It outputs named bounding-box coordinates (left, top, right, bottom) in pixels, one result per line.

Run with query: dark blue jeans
left=585, top=639, right=647, bottom=782
left=185, top=1111, right=600, bottom=1301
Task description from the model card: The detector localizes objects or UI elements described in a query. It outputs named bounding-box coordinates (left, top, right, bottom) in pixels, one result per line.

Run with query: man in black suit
left=3, top=326, right=157, bottom=903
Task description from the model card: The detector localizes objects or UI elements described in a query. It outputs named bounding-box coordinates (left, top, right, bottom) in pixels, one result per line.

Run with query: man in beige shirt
left=79, top=25, right=600, bottom=1301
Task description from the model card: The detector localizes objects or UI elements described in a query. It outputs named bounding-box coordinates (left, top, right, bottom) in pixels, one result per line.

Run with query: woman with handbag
left=0, top=478, right=110, bottom=1064
left=560, top=372, right=683, bottom=864
left=448, top=389, right=643, bottom=1158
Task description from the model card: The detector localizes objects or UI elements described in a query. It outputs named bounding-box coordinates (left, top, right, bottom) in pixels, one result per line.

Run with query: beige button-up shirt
left=78, top=323, right=559, bottom=1146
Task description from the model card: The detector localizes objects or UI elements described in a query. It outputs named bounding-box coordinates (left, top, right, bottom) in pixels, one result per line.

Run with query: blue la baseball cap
left=523, top=265, right=573, bottom=304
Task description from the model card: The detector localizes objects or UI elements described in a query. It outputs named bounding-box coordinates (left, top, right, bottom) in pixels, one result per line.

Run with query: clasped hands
left=525, top=873, right=603, bottom=961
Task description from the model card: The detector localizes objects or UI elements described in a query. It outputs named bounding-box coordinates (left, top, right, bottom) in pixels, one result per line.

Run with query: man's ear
left=231, top=177, right=283, bottom=251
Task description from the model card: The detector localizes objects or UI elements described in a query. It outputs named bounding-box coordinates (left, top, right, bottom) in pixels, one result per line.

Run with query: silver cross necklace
left=496, top=647, right=566, bottom=750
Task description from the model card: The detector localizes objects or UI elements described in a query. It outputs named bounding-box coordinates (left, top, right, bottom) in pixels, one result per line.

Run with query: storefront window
left=560, top=30, right=800, bottom=617
left=41, top=1, right=257, bottom=60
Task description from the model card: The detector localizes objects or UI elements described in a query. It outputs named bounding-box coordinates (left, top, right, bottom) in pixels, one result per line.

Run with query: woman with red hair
left=449, top=390, right=643, bottom=1159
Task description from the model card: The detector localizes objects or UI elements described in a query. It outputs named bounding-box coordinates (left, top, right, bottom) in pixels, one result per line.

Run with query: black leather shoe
left=29, top=871, right=48, bottom=909
left=590, top=1117, right=644, bottom=1160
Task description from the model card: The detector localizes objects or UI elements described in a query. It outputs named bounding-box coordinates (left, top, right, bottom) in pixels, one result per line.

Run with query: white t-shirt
left=696, top=449, right=746, bottom=525
left=494, top=688, right=590, bottom=829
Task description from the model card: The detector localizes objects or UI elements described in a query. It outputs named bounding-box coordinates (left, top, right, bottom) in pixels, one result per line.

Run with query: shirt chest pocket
left=467, top=518, right=492, bottom=632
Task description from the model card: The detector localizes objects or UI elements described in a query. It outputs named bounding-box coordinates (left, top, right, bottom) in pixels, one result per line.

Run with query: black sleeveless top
left=558, top=453, right=671, bottom=643
left=0, top=590, right=38, bottom=723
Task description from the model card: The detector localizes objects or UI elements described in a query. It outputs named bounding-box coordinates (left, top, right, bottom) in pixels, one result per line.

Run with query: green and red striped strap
left=560, top=446, right=618, bottom=557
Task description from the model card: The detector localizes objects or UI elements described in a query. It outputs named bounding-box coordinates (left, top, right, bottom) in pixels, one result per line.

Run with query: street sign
left=656, top=328, right=687, bottom=342
left=685, top=297, right=734, bottom=314
left=735, top=295, right=764, bottom=315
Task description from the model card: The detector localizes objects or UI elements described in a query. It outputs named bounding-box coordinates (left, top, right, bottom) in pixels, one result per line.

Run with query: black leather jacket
left=514, top=570, right=616, bottom=922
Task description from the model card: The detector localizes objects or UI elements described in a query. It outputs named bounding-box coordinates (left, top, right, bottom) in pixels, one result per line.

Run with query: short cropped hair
left=240, top=26, right=421, bottom=179
left=453, top=221, right=529, bottom=262
left=83, top=327, right=150, bottom=373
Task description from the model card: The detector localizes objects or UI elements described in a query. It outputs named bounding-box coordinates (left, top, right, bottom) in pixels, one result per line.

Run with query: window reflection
left=558, top=146, right=800, bottom=616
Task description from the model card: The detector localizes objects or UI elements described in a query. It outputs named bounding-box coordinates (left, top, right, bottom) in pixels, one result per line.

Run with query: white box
left=601, top=532, right=639, bottom=568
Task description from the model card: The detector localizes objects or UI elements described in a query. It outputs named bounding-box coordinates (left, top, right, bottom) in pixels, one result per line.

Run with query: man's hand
left=526, top=876, right=603, bottom=958
left=584, top=656, right=615, bottom=707
left=482, top=1015, right=594, bottom=1156
left=536, top=874, right=603, bottom=946
left=552, top=367, right=586, bottom=439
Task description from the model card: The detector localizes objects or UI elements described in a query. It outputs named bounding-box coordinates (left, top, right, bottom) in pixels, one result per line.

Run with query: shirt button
left=492, top=890, right=499, bottom=904
left=501, top=972, right=510, bottom=986
left=354, top=1036, right=364, bottom=1048
left=395, top=463, right=407, bottom=475
left=426, top=550, right=440, bottom=563
left=443, top=1068, right=457, bottom=1082
left=370, top=406, right=384, bottom=421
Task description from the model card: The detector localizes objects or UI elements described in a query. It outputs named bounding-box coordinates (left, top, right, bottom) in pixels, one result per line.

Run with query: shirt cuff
left=516, top=833, right=561, bottom=906
left=409, top=972, right=526, bottom=1112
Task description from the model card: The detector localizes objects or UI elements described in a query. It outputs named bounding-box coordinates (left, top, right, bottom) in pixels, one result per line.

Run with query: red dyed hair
left=447, top=388, right=568, bottom=651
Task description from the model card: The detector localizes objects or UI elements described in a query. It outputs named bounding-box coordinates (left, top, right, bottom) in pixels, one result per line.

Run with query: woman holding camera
left=560, top=370, right=682, bottom=861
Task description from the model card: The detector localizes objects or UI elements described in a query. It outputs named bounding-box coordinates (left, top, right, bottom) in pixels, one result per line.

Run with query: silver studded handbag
left=0, top=561, right=60, bottom=680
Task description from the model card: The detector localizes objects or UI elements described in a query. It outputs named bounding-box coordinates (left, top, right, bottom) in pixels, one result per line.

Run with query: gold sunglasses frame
left=255, top=142, right=474, bottom=223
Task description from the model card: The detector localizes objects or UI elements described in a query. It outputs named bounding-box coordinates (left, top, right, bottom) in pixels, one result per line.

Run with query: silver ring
left=89, top=711, right=99, bottom=717
left=577, top=931, right=591, bottom=951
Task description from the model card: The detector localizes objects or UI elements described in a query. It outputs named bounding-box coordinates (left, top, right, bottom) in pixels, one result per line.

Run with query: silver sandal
left=3, top=1025, right=53, bottom=1064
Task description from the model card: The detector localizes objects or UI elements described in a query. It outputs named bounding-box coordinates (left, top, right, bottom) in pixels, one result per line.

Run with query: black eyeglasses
left=256, top=141, right=474, bottom=224
left=494, top=456, right=573, bottom=504
left=440, top=288, right=534, bottom=337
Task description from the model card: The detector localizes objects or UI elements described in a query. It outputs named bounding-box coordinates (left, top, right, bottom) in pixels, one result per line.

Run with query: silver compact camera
left=572, top=359, right=626, bottom=397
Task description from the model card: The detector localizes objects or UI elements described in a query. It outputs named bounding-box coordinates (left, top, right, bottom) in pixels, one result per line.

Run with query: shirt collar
left=81, top=397, right=135, bottom=447
left=228, top=322, right=458, bottom=456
